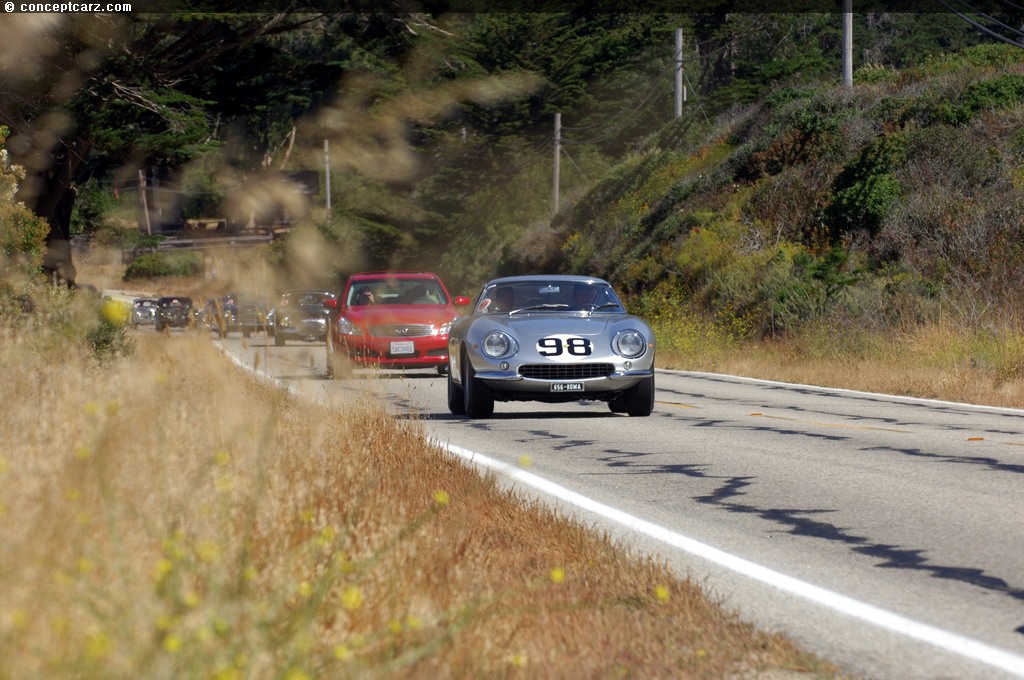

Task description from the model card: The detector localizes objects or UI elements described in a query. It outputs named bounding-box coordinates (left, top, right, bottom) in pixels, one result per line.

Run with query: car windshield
left=294, top=292, right=331, bottom=306
left=348, top=279, right=446, bottom=306
left=477, top=281, right=624, bottom=315
left=159, top=297, right=192, bottom=308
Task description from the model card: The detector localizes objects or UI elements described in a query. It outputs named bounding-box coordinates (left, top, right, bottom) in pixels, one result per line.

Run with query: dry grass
left=0, top=321, right=840, bottom=679
left=658, top=323, right=1024, bottom=410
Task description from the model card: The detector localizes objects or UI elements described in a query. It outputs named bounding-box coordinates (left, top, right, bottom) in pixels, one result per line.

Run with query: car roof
left=348, top=271, right=440, bottom=281
left=483, top=275, right=608, bottom=286
left=282, top=289, right=334, bottom=295
left=156, top=296, right=192, bottom=303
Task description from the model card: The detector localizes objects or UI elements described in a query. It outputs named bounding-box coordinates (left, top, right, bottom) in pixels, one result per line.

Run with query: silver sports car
left=447, top=275, right=656, bottom=418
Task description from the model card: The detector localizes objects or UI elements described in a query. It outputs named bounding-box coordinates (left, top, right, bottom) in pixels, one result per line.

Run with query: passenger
left=491, top=286, right=515, bottom=312
left=354, top=287, right=375, bottom=306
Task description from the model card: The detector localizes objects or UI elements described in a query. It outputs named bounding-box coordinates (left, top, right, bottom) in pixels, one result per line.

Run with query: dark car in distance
left=204, top=292, right=270, bottom=338
left=272, top=289, right=336, bottom=345
left=154, top=296, right=196, bottom=332
left=129, top=298, right=160, bottom=328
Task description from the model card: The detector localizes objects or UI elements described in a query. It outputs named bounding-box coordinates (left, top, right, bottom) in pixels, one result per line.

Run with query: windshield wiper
left=509, top=303, right=569, bottom=315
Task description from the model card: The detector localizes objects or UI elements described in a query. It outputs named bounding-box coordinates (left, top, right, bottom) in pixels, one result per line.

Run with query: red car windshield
left=348, top=278, right=446, bottom=306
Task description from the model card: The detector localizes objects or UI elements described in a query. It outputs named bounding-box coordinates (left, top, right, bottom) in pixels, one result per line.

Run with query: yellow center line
left=657, top=401, right=697, bottom=409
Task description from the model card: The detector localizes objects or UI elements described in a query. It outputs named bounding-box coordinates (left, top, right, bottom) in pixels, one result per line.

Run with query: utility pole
left=843, top=0, right=853, bottom=87
left=552, top=112, right=561, bottom=215
left=323, top=139, right=332, bottom=211
left=138, top=169, right=152, bottom=236
left=675, top=27, right=686, bottom=118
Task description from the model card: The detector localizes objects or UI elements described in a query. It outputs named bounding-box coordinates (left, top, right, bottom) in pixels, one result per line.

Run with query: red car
left=324, top=271, right=471, bottom=377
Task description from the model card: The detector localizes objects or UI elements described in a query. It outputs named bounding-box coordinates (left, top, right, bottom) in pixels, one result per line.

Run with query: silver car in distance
left=447, top=275, right=656, bottom=419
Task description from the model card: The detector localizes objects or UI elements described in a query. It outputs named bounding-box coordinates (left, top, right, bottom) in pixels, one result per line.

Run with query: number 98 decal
left=537, top=334, right=592, bottom=361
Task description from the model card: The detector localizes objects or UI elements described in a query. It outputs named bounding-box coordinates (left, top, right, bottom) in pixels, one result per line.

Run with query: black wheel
left=624, top=375, right=655, bottom=417
left=463, top=353, right=494, bottom=419
left=447, top=364, right=466, bottom=415
left=436, top=363, right=449, bottom=376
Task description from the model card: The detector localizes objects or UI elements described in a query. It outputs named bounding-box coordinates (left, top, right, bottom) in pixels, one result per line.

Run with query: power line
left=940, top=0, right=1024, bottom=49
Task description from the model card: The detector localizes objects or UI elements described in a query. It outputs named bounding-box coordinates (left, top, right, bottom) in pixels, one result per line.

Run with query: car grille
left=371, top=324, right=435, bottom=338
left=518, top=363, right=615, bottom=380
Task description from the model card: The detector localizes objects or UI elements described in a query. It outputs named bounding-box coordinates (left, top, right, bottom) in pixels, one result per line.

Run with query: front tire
left=463, top=353, right=494, bottom=419
left=624, top=375, right=655, bottom=417
left=447, top=366, right=466, bottom=415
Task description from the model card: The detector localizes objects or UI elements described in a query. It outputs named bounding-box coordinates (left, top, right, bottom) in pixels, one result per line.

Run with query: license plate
left=390, top=340, right=415, bottom=355
left=551, top=382, right=584, bottom=392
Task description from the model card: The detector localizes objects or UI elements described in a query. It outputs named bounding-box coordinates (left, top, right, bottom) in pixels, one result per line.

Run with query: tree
left=0, top=10, right=419, bottom=284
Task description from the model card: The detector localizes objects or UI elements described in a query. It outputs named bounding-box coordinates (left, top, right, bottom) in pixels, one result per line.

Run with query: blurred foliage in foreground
left=0, top=328, right=831, bottom=678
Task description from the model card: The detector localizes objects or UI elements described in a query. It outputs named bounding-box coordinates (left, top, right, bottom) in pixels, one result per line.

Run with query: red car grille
left=518, top=363, right=615, bottom=380
left=370, top=324, right=435, bottom=338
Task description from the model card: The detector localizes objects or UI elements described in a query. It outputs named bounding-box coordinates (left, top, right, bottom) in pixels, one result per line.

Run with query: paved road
left=209, top=333, right=1024, bottom=680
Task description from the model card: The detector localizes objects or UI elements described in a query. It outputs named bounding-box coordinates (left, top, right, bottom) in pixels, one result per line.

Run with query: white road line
left=435, top=438, right=1024, bottom=678
left=223, top=348, right=1024, bottom=677
left=668, top=369, right=1024, bottom=415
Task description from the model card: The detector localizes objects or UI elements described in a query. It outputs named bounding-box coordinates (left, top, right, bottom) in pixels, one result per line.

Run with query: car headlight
left=336, top=316, right=362, bottom=336
left=438, top=318, right=455, bottom=335
left=482, top=331, right=517, bottom=358
left=613, top=330, right=647, bottom=358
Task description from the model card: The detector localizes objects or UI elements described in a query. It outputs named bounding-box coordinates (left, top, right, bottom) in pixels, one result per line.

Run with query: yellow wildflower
left=340, top=586, right=363, bottom=612
left=549, top=567, right=565, bottom=584
left=86, top=631, right=111, bottom=660
left=101, top=298, right=129, bottom=325
left=518, top=455, right=532, bottom=467
left=163, top=635, right=182, bottom=653
left=333, top=644, right=353, bottom=661
left=196, top=540, right=221, bottom=564
left=654, top=585, right=670, bottom=603
left=506, top=652, right=527, bottom=667
left=432, top=490, right=450, bottom=507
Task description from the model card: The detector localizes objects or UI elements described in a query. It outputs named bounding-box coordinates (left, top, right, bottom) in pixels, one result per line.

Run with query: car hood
left=491, top=313, right=636, bottom=337
left=344, top=304, right=456, bottom=326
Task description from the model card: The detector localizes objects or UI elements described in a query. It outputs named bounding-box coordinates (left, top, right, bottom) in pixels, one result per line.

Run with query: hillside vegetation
left=525, top=44, right=1024, bottom=406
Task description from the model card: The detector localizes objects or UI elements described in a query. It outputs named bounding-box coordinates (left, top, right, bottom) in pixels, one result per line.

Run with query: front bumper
left=277, top=318, right=327, bottom=341
left=339, top=335, right=449, bottom=368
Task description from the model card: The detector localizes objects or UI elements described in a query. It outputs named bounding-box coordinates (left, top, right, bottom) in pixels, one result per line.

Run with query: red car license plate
left=390, top=340, right=415, bottom=355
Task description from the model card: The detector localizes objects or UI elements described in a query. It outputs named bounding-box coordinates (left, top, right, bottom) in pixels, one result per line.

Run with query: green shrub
left=180, top=163, right=224, bottom=219
left=826, top=134, right=907, bottom=238
left=939, top=74, right=1024, bottom=125
left=123, top=251, right=203, bottom=280
left=70, top=178, right=117, bottom=237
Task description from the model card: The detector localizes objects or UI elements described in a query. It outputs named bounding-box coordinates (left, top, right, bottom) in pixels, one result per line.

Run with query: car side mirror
left=453, top=295, right=471, bottom=306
